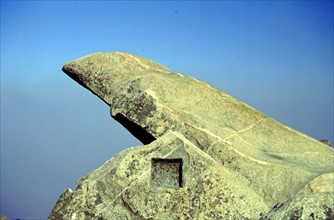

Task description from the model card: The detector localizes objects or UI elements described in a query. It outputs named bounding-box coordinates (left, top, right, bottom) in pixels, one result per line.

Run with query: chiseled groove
left=231, top=143, right=313, bottom=175
left=184, top=123, right=223, bottom=141
left=206, top=118, right=267, bottom=152
left=171, top=131, right=221, bottom=167
left=181, top=119, right=312, bottom=175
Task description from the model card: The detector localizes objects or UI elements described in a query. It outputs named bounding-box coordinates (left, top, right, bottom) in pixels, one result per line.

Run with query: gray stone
left=50, top=132, right=270, bottom=219
left=260, top=172, right=334, bottom=219
left=49, top=52, right=334, bottom=219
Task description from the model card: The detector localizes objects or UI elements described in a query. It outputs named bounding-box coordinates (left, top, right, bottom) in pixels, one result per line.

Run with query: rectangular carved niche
left=151, top=158, right=183, bottom=188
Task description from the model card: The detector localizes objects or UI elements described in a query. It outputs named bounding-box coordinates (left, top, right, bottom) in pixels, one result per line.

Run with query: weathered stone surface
left=50, top=52, right=334, bottom=219
left=49, top=132, right=269, bottom=219
left=260, top=172, right=334, bottom=219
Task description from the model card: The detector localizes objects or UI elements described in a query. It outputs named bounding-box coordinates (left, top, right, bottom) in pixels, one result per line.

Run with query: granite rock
left=49, top=132, right=269, bottom=219
left=260, top=172, right=334, bottom=219
left=49, top=52, right=334, bottom=219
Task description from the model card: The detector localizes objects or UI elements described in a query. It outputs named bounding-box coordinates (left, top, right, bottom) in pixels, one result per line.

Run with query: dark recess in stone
left=151, top=158, right=183, bottom=188
left=113, top=113, right=156, bottom=145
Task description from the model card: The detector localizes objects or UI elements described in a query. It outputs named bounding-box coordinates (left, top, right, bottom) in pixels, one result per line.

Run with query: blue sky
left=1, top=1, right=333, bottom=219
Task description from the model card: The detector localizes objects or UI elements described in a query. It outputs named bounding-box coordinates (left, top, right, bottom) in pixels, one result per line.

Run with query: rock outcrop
left=49, top=52, right=334, bottom=219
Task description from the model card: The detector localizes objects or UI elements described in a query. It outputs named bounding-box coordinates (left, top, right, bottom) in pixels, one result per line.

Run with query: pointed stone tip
left=62, top=60, right=91, bottom=92
left=61, top=52, right=175, bottom=105
left=63, top=52, right=173, bottom=76
left=61, top=63, right=70, bottom=75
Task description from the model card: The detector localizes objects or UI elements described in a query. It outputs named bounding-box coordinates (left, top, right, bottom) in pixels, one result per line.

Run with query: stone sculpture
left=49, top=52, right=334, bottom=219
